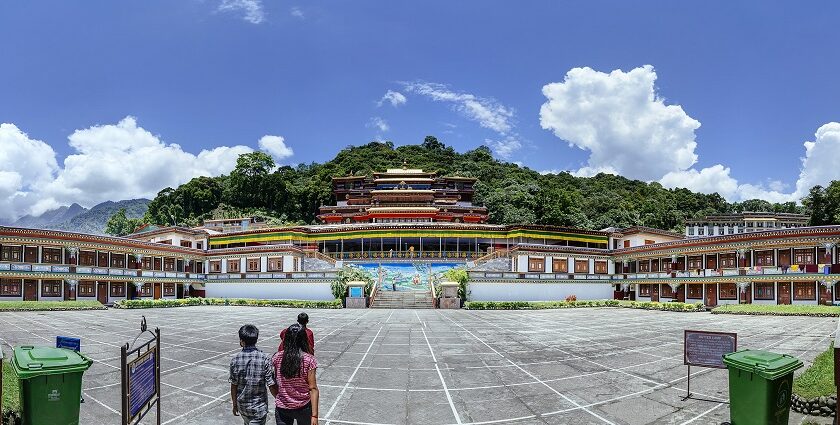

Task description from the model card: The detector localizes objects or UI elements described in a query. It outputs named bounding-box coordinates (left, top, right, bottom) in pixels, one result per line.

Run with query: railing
left=205, top=271, right=337, bottom=280
left=470, top=249, right=510, bottom=267
left=0, top=262, right=205, bottom=280
left=325, top=251, right=482, bottom=260
left=468, top=271, right=613, bottom=281
left=303, top=250, right=337, bottom=265
left=618, top=265, right=836, bottom=280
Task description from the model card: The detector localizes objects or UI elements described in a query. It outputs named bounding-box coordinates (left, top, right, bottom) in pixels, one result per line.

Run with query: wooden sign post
left=121, top=316, right=161, bottom=425
left=683, top=330, right=737, bottom=400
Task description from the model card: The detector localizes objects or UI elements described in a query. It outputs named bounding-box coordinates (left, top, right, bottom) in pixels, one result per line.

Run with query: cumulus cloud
left=218, top=0, right=265, bottom=24
left=367, top=117, right=390, bottom=132
left=258, top=135, right=294, bottom=161
left=540, top=65, right=700, bottom=181
left=0, top=117, right=253, bottom=221
left=377, top=90, right=407, bottom=108
left=403, top=81, right=521, bottom=158
left=793, top=122, right=840, bottom=197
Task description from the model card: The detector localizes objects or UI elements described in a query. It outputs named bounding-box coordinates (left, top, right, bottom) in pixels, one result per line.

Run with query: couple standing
left=230, top=313, right=319, bottom=425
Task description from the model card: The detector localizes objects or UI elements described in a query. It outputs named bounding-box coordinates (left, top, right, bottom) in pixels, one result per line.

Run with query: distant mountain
left=6, top=199, right=150, bottom=235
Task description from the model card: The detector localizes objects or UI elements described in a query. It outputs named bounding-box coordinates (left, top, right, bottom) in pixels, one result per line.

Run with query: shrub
left=565, top=295, right=577, bottom=302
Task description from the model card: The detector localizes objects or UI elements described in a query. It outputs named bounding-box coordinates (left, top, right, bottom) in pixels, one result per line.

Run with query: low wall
left=205, top=281, right=334, bottom=300
left=469, top=282, right=613, bottom=302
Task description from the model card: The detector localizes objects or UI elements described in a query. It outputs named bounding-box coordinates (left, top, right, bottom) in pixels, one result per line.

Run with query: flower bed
left=792, top=343, right=836, bottom=417
left=113, top=297, right=342, bottom=309
left=464, top=300, right=704, bottom=311
left=711, top=304, right=840, bottom=317
left=0, top=301, right=106, bottom=312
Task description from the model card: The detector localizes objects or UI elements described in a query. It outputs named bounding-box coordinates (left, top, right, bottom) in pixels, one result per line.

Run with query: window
left=111, top=254, right=126, bottom=268
left=661, top=284, right=674, bottom=298
left=139, top=283, right=152, bottom=297
left=755, top=250, right=774, bottom=266
left=644, top=239, right=655, bottom=245
left=97, top=252, right=109, bottom=267
left=688, top=228, right=695, bottom=236
left=78, top=281, right=95, bottom=297
left=247, top=258, right=261, bottom=272
left=719, top=283, right=737, bottom=300
left=594, top=261, right=607, bottom=274
left=623, top=240, right=630, bottom=248
left=0, top=279, right=21, bottom=296
left=639, top=261, right=650, bottom=272
left=80, top=251, right=96, bottom=266
left=163, top=283, right=175, bottom=296
left=552, top=258, right=568, bottom=273
left=110, top=282, right=126, bottom=297
left=793, top=282, right=816, bottom=300
left=574, top=260, right=589, bottom=273
left=42, top=248, right=62, bottom=264
left=651, top=259, right=660, bottom=272
left=41, top=280, right=62, bottom=296
left=687, top=256, right=703, bottom=270
left=1, top=245, right=22, bottom=262
left=719, top=254, right=736, bottom=268
left=227, top=259, right=241, bottom=273
left=639, top=284, right=651, bottom=296
left=209, top=261, right=221, bottom=273
left=794, top=249, right=814, bottom=265
left=687, top=284, right=703, bottom=299
left=528, top=257, right=545, bottom=272
left=158, top=240, right=172, bottom=245
left=180, top=241, right=192, bottom=248
left=24, top=247, right=37, bottom=263
left=754, top=282, right=774, bottom=300
left=154, top=257, right=162, bottom=270
left=163, top=258, right=175, bottom=271
left=142, top=257, right=153, bottom=270
left=196, top=242, right=203, bottom=250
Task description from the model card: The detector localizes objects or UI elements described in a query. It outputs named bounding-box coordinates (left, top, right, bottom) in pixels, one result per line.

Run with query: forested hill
left=140, top=137, right=823, bottom=233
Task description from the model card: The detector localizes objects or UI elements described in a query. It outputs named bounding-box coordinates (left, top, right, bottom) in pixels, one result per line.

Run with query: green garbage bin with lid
left=11, top=346, right=93, bottom=425
left=722, top=349, right=803, bottom=425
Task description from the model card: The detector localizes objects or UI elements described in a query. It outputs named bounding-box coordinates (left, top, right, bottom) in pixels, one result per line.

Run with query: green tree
left=105, top=208, right=143, bottom=236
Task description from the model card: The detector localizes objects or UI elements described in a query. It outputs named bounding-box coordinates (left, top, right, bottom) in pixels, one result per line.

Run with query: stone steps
left=371, top=290, right=434, bottom=309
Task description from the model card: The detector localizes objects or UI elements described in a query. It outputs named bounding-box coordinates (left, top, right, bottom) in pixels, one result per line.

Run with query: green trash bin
left=11, top=346, right=93, bottom=425
left=722, top=349, right=803, bottom=425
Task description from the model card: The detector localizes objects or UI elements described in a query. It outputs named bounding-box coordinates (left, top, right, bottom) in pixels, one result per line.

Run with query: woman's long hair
left=280, top=323, right=310, bottom=378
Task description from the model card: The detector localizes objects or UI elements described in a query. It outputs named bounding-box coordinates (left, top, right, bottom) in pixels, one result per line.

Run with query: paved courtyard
left=0, top=306, right=835, bottom=425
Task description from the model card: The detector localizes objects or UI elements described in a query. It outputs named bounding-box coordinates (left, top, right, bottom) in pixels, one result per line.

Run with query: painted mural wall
left=357, top=262, right=461, bottom=291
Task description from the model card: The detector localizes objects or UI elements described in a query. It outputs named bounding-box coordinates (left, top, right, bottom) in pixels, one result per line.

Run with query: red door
left=675, top=285, right=686, bottom=303
left=740, top=284, right=752, bottom=304
left=819, top=283, right=831, bottom=305
left=153, top=283, right=162, bottom=300
left=97, top=282, right=108, bottom=304
left=64, top=282, right=76, bottom=301
left=705, top=284, right=717, bottom=307
left=651, top=285, right=660, bottom=302
left=23, top=280, right=37, bottom=301
left=778, top=283, right=791, bottom=305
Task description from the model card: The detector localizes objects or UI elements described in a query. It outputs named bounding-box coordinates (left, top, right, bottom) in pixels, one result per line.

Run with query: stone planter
left=791, top=393, right=836, bottom=417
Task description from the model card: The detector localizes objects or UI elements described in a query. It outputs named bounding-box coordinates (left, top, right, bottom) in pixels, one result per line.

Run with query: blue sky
left=1, top=1, right=839, bottom=219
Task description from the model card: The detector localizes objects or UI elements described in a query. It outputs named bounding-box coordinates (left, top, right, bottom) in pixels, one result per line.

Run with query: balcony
left=616, top=265, right=839, bottom=280
left=468, top=271, right=613, bottom=281
left=206, top=271, right=337, bottom=280
left=0, top=262, right=205, bottom=280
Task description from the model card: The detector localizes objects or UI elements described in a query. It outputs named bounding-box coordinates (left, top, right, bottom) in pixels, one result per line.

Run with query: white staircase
left=371, top=290, right=435, bottom=309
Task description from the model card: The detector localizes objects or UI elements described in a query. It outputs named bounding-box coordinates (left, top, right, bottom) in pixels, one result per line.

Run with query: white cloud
left=485, top=137, right=521, bottom=160
left=793, top=122, right=840, bottom=198
left=290, top=7, right=304, bottom=19
left=218, top=0, right=265, bottom=24
left=377, top=90, right=407, bottom=108
left=540, top=65, right=700, bottom=181
left=0, top=117, right=253, bottom=221
left=367, top=117, right=390, bottom=132
left=258, top=135, right=294, bottom=161
left=404, top=82, right=514, bottom=134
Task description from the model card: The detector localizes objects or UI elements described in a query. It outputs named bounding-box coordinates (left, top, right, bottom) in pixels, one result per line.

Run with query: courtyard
left=0, top=306, right=835, bottom=425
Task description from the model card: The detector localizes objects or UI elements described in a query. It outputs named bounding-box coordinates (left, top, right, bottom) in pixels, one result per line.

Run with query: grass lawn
left=793, top=342, right=835, bottom=399
left=2, top=359, right=20, bottom=417
left=711, top=303, right=840, bottom=317
left=0, top=300, right=106, bottom=312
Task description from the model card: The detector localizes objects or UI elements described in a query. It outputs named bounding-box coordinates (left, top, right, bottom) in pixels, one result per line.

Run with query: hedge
left=113, top=297, right=342, bottom=309
left=711, top=304, right=840, bottom=317
left=464, top=300, right=705, bottom=311
left=0, top=300, right=106, bottom=312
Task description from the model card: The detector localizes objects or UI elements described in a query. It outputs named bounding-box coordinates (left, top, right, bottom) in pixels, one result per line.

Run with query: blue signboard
left=56, top=336, right=81, bottom=352
left=349, top=286, right=363, bottom=298
left=128, top=350, right=157, bottom=418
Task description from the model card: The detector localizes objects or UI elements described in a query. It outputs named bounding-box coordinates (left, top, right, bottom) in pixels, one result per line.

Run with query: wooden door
left=651, top=285, right=660, bottom=302
left=740, top=284, right=752, bottom=304
left=779, top=251, right=791, bottom=267
left=705, top=284, right=717, bottom=307
left=778, top=283, right=791, bottom=305
left=819, top=284, right=831, bottom=305
left=676, top=285, right=686, bottom=303
left=153, top=283, right=162, bottom=299
left=97, top=282, right=108, bottom=304
left=64, top=282, right=75, bottom=301
left=706, top=256, right=717, bottom=270
left=23, top=280, right=37, bottom=301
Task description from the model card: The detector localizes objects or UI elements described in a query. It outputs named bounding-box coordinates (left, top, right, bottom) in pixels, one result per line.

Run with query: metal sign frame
left=121, top=316, right=161, bottom=425
left=683, top=330, right=737, bottom=401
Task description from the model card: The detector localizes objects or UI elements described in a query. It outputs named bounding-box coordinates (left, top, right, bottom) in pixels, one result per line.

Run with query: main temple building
left=0, top=166, right=837, bottom=308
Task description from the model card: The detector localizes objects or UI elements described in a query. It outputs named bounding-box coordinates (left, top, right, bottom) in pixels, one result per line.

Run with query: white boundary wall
left=470, top=282, right=613, bottom=302
left=205, top=282, right=334, bottom=300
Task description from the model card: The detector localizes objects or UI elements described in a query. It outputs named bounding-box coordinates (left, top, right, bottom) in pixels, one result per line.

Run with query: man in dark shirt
left=230, top=325, right=277, bottom=425
left=279, top=312, right=315, bottom=354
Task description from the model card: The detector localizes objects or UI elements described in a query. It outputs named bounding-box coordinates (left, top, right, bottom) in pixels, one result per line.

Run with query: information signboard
left=128, top=349, right=157, bottom=419
left=684, top=330, right=737, bottom=369
left=349, top=286, right=363, bottom=298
